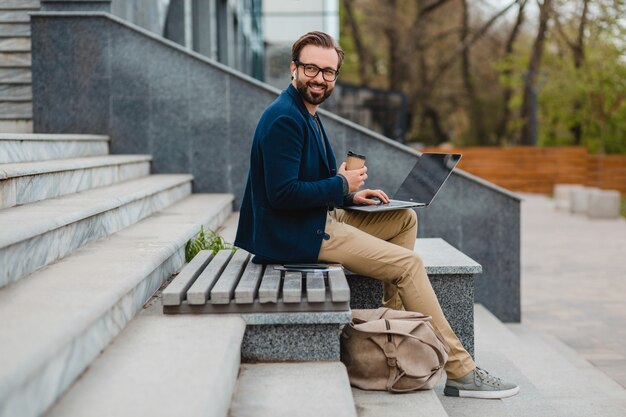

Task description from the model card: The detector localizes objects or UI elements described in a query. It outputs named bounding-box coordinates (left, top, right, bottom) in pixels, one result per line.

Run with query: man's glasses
left=294, top=60, right=339, bottom=82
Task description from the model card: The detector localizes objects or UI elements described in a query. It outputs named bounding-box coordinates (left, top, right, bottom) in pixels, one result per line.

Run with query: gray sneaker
left=444, top=367, right=520, bottom=399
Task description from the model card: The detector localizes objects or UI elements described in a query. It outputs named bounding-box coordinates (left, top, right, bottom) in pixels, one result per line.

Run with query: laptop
left=345, top=153, right=461, bottom=212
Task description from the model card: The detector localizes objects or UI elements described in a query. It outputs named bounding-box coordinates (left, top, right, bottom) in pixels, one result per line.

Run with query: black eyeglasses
left=294, top=60, right=339, bottom=82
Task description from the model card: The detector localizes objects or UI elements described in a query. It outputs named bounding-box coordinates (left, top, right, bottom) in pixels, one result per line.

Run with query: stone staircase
left=0, top=133, right=234, bottom=417
left=0, top=1, right=39, bottom=133
left=2, top=136, right=625, bottom=417
left=3, top=3, right=621, bottom=416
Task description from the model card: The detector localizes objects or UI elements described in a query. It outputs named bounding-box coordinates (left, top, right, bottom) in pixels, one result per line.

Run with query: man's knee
left=394, top=251, right=424, bottom=284
left=411, top=251, right=424, bottom=270
left=402, top=208, right=418, bottom=230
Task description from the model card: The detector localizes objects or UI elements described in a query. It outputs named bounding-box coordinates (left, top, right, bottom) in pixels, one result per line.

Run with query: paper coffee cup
left=346, top=151, right=366, bottom=170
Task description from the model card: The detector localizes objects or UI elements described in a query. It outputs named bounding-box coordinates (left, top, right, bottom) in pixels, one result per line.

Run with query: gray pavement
left=520, top=193, right=626, bottom=388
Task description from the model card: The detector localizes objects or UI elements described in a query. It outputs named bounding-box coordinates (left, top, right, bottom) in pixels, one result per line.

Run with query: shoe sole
left=444, top=385, right=520, bottom=399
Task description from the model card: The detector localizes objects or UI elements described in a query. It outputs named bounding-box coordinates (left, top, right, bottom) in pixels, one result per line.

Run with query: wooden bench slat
left=234, top=261, right=264, bottom=304
left=306, top=272, right=326, bottom=303
left=186, top=250, right=233, bottom=305
left=258, top=266, right=281, bottom=303
left=164, top=298, right=350, bottom=314
left=162, top=250, right=214, bottom=306
left=282, top=271, right=302, bottom=303
left=210, top=250, right=251, bottom=304
left=328, top=269, right=350, bottom=302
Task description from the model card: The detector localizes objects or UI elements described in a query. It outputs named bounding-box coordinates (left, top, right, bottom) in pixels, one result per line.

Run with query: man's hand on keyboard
left=353, top=189, right=390, bottom=206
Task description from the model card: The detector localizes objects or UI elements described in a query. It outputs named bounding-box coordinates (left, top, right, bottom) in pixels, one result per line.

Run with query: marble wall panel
left=149, top=97, right=191, bottom=174
left=188, top=62, right=230, bottom=195
left=228, top=77, right=276, bottom=209
left=148, top=46, right=188, bottom=98
left=110, top=29, right=151, bottom=99
left=32, top=17, right=111, bottom=134
left=110, top=97, right=151, bottom=155
left=31, top=17, right=75, bottom=133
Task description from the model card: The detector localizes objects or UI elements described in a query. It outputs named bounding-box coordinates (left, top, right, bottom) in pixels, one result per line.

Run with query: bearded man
left=235, top=31, right=519, bottom=399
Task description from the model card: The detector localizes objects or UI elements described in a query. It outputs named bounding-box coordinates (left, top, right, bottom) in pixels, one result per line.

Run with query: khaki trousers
left=317, top=208, right=475, bottom=379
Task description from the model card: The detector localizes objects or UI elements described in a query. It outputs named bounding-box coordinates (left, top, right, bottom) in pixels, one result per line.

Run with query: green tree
left=338, top=0, right=626, bottom=153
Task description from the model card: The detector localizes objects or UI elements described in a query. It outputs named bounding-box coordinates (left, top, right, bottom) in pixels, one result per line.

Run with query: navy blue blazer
left=235, top=84, right=345, bottom=263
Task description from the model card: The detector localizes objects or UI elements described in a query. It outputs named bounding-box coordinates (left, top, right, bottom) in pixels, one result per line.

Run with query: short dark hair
left=291, top=31, right=344, bottom=70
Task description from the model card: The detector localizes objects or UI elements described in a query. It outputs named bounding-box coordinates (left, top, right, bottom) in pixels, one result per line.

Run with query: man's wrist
left=337, top=173, right=349, bottom=195
left=344, top=192, right=356, bottom=206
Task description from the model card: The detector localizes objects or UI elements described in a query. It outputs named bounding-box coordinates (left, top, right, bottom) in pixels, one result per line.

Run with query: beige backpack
left=340, top=308, right=449, bottom=392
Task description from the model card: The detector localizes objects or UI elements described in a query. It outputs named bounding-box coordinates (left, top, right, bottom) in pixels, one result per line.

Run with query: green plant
left=185, top=226, right=235, bottom=262
left=621, top=197, right=626, bottom=218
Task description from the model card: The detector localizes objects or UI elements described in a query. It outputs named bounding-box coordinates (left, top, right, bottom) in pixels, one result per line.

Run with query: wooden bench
left=162, top=249, right=352, bottom=361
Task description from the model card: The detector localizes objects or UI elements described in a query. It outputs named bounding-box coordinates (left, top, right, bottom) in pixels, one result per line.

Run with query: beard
left=295, top=75, right=334, bottom=106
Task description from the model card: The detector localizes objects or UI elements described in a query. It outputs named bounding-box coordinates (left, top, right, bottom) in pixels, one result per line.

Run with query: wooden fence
left=419, top=146, right=626, bottom=195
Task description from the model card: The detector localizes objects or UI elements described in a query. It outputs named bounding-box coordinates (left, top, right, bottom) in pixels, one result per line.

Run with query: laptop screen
left=393, top=153, right=462, bottom=205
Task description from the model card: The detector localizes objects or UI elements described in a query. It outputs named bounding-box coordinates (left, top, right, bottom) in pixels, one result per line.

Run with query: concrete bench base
left=588, top=189, right=621, bottom=219
left=570, top=187, right=600, bottom=214
left=240, top=311, right=351, bottom=361
left=346, top=238, right=481, bottom=358
left=553, top=184, right=584, bottom=212
left=242, top=323, right=343, bottom=362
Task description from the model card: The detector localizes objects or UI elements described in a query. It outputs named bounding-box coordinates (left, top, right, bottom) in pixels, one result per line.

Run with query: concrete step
left=0, top=133, right=108, bottom=163
left=0, top=193, right=233, bottom=417
left=435, top=342, right=560, bottom=417
left=0, top=51, right=30, bottom=67
left=0, top=174, right=193, bottom=288
left=0, top=23, right=30, bottom=37
left=1, top=1, right=40, bottom=9
left=229, top=362, right=358, bottom=417
left=352, top=387, right=448, bottom=417
left=0, top=154, right=151, bottom=209
left=0, top=37, right=30, bottom=52
left=506, top=324, right=626, bottom=416
left=215, top=210, right=239, bottom=241
left=474, top=304, right=626, bottom=417
left=45, top=299, right=246, bottom=417
left=0, top=84, right=31, bottom=100
left=0, top=67, right=30, bottom=82
left=0, top=10, right=34, bottom=23
left=0, top=100, right=31, bottom=118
